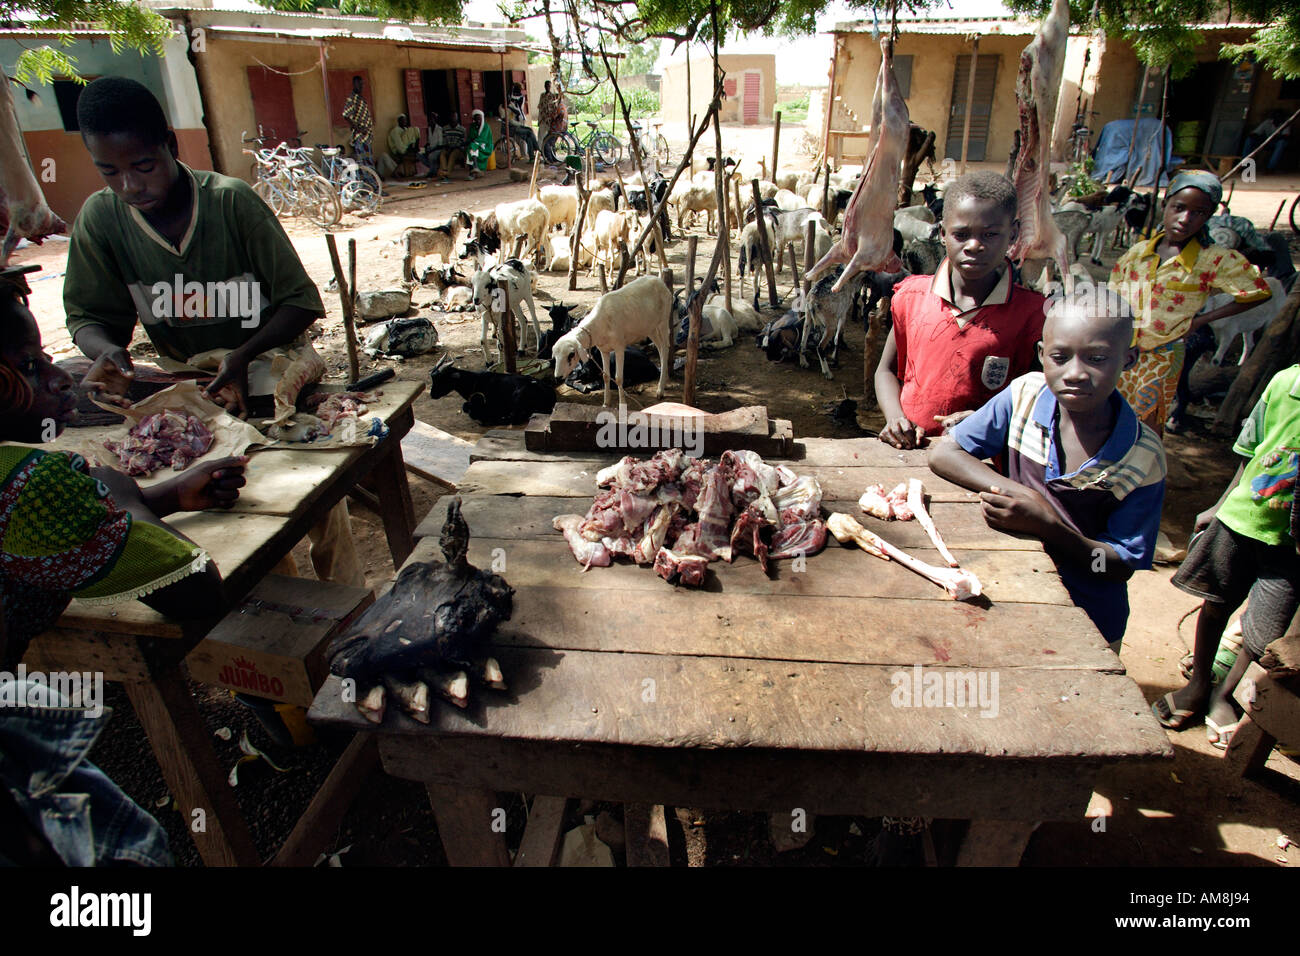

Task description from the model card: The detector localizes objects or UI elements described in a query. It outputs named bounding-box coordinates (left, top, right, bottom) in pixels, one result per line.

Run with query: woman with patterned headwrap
left=1110, top=170, right=1273, bottom=434
left=0, top=282, right=247, bottom=865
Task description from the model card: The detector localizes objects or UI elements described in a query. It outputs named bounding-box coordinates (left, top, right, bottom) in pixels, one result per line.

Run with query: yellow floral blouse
left=1110, top=234, right=1272, bottom=351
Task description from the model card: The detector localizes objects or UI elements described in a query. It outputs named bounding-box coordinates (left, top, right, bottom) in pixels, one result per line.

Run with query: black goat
left=565, top=347, right=660, bottom=394
left=920, top=183, right=943, bottom=221
left=538, top=303, right=578, bottom=360
left=428, top=354, right=556, bottom=426
left=625, top=174, right=672, bottom=243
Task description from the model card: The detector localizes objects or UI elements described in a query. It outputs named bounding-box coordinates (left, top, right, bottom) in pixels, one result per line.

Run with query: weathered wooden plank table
left=311, top=429, right=1171, bottom=866
left=21, top=381, right=424, bottom=867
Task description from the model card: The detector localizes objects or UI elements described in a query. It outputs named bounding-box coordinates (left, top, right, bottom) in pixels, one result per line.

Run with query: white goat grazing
left=671, top=182, right=718, bottom=233
left=537, top=184, right=578, bottom=234
left=494, top=197, right=550, bottom=262
left=551, top=274, right=673, bottom=407
left=589, top=209, right=630, bottom=276
left=472, top=261, right=542, bottom=365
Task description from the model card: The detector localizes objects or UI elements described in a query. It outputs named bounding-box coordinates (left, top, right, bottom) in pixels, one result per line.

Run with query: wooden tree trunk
left=1213, top=283, right=1300, bottom=434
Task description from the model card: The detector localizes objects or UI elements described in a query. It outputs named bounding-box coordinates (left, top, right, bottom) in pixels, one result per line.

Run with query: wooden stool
left=1224, top=662, right=1300, bottom=776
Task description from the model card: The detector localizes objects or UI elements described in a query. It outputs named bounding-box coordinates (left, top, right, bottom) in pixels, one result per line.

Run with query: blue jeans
left=0, top=688, right=171, bottom=866
left=1243, top=133, right=1288, bottom=172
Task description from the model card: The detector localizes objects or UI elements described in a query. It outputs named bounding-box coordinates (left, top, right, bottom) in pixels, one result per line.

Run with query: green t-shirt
left=64, top=166, right=324, bottom=364
left=1216, top=364, right=1300, bottom=546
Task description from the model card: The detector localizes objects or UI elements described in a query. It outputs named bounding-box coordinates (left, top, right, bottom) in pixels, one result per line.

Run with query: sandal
left=1152, top=692, right=1200, bottom=730
left=1206, top=717, right=1241, bottom=750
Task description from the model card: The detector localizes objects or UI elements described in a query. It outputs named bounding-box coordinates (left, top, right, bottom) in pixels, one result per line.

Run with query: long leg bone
left=827, top=512, right=982, bottom=601
left=908, top=478, right=959, bottom=567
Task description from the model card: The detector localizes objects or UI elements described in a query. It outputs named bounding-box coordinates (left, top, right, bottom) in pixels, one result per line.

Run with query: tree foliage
left=261, top=0, right=466, bottom=22
left=1004, top=0, right=1300, bottom=80
left=1, top=0, right=173, bottom=83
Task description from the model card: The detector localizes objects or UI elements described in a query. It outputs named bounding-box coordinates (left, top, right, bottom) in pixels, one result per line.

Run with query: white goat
left=494, top=197, right=550, bottom=263
left=589, top=209, right=630, bottom=276
left=584, top=188, right=616, bottom=230
left=537, top=184, right=578, bottom=234
left=472, top=261, right=543, bottom=365
left=1205, top=278, right=1286, bottom=365
left=773, top=188, right=804, bottom=211
left=708, top=293, right=763, bottom=332
left=671, top=182, right=718, bottom=233
left=546, top=233, right=572, bottom=273
left=551, top=274, right=673, bottom=407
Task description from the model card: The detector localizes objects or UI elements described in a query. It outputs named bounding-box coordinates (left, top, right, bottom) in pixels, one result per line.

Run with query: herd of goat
left=384, top=156, right=1297, bottom=429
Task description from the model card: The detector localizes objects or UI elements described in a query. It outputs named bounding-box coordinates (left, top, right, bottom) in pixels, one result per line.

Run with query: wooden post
left=802, top=217, right=816, bottom=343
left=1147, top=70, right=1171, bottom=235
left=501, top=54, right=513, bottom=170
left=959, top=35, right=980, bottom=175
left=751, top=178, right=779, bottom=308
left=569, top=189, right=591, bottom=292
left=325, top=234, right=360, bottom=382
left=722, top=188, right=733, bottom=314
left=820, top=161, right=832, bottom=220
left=528, top=151, right=541, bottom=197
left=683, top=234, right=700, bottom=405
left=597, top=262, right=608, bottom=294
left=501, top=274, right=517, bottom=373
left=1119, top=63, right=1150, bottom=185
left=787, top=242, right=798, bottom=285
left=822, top=35, right=840, bottom=167
left=733, top=177, right=745, bottom=228
left=615, top=240, right=632, bottom=288
left=772, top=110, right=782, bottom=181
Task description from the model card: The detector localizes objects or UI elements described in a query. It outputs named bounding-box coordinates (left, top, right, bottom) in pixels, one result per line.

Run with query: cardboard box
left=185, top=575, right=374, bottom=707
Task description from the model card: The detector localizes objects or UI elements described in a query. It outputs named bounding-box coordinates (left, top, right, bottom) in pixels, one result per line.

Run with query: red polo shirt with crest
left=891, top=259, right=1046, bottom=436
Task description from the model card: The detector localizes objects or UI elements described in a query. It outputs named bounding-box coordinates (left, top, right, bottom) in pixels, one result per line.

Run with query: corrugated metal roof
left=200, top=23, right=535, bottom=53
left=830, top=15, right=1265, bottom=35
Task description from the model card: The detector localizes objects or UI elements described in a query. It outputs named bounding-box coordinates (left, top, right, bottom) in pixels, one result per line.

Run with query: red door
left=328, top=69, right=373, bottom=131
left=246, top=67, right=299, bottom=145
left=405, top=69, right=427, bottom=142
left=743, top=71, right=761, bottom=125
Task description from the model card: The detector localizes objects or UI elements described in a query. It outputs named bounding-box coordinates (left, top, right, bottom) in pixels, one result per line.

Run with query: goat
left=494, top=197, right=550, bottom=264
left=537, top=184, right=578, bottom=234
left=767, top=207, right=825, bottom=274
left=419, top=263, right=464, bottom=291
left=670, top=182, right=718, bottom=233
left=471, top=260, right=542, bottom=365
left=545, top=233, right=572, bottom=273
left=565, top=346, right=661, bottom=394
left=584, top=188, right=616, bottom=230
left=1206, top=278, right=1286, bottom=366
left=902, top=234, right=942, bottom=277
left=538, top=303, right=578, bottom=360
left=773, top=188, right=804, bottom=211
left=589, top=209, right=630, bottom=276
left=893, top=209, right=940, bottom=244
left=625, top=174, right=672, bottom=242
left=551, top=274, right=673, bottom=407
left=800, top=265, right=870, bottom=379
left=709, top=294, right=763, bottom=332
left=398, top=211, right=473, bottom=281
left=428, top=353, right=556, bottom=426
left=472, top=211, right=501, bottom=255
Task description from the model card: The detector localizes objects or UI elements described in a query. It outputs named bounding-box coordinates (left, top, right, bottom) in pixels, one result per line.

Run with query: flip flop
left=1206, top=717, right=1242, bottom=750
left=1152, top=692, right=1200, bottom=730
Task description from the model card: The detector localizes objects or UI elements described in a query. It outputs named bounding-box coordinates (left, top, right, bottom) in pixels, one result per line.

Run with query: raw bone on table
left=827, top=512, right=983, bottom=601
left=268, top=343, right=328, bottom=425
left=807, top=37, right=908, bottom=293
left=1005, top=0, right=1072, bottom=293
left=859, top=482, right=912, bottom=521
left=0, top=73, right=66, bottom=265
left=907, top=478, right=959, bottom=568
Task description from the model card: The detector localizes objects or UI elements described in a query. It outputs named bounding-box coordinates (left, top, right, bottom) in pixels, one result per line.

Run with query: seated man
left=436, top=112, right=467, bottom=184
left=507, top=83, right=538, bottom=161
left=63, top=76, right=364, bottom=587
left=380, top=113, right=420, bottom=179
left=464, top=110, right=494, bottom=181
left=421, top=110, right=445, bottom=178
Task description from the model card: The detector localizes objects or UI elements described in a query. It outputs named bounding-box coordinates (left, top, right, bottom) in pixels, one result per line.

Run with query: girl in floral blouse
left=1110, top=170, right=1272, bottom=434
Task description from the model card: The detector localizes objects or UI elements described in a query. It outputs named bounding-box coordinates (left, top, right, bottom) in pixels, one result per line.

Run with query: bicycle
left=311, top=143, right=382, bottom=215
left=547, top=120, right=623, bottom=168
left=637, top=119, right=671, bottom=168
left=245, top=141, right=341, bottom=228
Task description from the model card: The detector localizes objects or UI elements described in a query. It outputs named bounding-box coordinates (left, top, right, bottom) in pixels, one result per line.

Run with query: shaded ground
left=10, top=123, right=1300, bottom=866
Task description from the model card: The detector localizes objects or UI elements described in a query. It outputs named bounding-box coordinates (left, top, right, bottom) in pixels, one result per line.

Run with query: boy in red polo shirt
left=875, top=172, right=1046, bottom=448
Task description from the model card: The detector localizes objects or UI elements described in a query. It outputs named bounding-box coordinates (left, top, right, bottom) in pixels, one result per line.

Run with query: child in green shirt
left=1154, top=364, right=1300, bottom=748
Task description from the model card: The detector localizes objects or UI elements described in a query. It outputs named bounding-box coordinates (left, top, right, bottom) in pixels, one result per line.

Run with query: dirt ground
left=11, top=119, right=1300, bottom=867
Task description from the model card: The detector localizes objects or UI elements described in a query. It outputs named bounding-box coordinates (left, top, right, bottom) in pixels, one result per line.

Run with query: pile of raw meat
left=103, top=411, right=214, bottom=476
left=554, top=449, right=828, bottom=587
left=306, top=391, right=379, bottom=434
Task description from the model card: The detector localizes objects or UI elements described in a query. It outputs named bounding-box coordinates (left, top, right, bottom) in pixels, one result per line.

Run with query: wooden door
left=455, top=69, right=486, bottom=122
left=743, top=71, right=761, bottom=125
left=405, top=68, right=428, bottom=142
left=944, top=54, right=999, bottom=162
left=1206, top=60, right=1257, bottom=155
left=327, top=69, right=372, bottom=131
left=246, top=67, right=299, bottom=146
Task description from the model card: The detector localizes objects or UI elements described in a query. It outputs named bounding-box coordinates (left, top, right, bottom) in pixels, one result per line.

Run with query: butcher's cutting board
left=525, top=402, right=800, bottom=457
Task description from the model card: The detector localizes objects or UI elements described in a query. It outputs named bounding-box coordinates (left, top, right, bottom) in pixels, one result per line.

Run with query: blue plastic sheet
left=1093, top=118, right=1182, bottom=187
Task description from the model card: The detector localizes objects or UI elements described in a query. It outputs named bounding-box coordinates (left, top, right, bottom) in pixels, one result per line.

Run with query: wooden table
left=21, top=380, right=424, bottom=867
left=310, top=430, right=1171, bottom=866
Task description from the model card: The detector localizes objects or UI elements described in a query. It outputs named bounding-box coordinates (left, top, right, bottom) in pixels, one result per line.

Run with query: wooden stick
left=325, top=235, right=361, bottom=383
left=1119, top=63, right=1150, bottom=185
left=1222, top=105, right=1300, bottom=183
left=751, top=178, right=779, bottom=308
left=959, top=35, right=980, bottom=175
left=821, top=160, right=832, bottom=220
left=787, top=241, right=798, bottom=286
left=616, top=240, right=631, bottom=288
left=528, top=150, right=541, bottom=197
left=597, top=262, right=607, bottom=294
left=771, top=109, right=782, bottom=181
left=802, top=218, right=817, bottom=351
left=568, top=158, right=591, bottom=292
left=502, top=272, right=517, bottom=373
left=683, top=234, right=700, bottom=405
